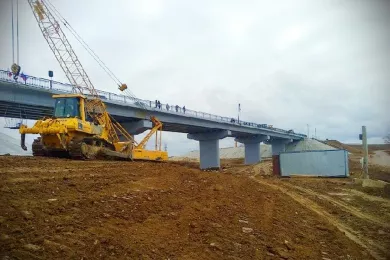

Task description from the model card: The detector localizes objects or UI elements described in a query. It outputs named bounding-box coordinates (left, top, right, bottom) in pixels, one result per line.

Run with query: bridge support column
left=267, top=138, right=293, bottom=176
left=188, top=130, right=231, bottom=169
left=271, top=141, right=286, bottom=156
left=235, top=135, right=268, bottom=165
left=122, top=120, right=153, bottom=135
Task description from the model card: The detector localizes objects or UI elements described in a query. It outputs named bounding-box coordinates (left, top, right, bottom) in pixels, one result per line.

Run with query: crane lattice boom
left=27, top=0, right=130, bottom=143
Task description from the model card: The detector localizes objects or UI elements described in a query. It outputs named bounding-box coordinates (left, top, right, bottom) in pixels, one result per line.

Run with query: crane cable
left=45, top=0, right=120, bottom=85
left=10, top=0, right=21, bottom=79
left=11, top=0, right=15, bottom=63
left=45, top=0, right=145, bottom=108
left=44, top=0, right=140, bottom=102
left=16, top=0, right=19, bottom=65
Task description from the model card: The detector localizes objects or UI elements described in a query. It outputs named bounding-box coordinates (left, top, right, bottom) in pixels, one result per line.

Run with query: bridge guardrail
left=0, top=69, right=306, bottom=138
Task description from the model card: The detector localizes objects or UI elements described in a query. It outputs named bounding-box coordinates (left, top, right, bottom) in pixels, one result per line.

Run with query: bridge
left=0, top=69, right=306, bottom=169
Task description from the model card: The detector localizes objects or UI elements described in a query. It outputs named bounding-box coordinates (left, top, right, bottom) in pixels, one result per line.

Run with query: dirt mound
left=367, top=144, right=390, bottom=151
left=324, top=140, right=362, bottom=154
left=0, top=156, right=378, bottom=259
left=348, top=144, right=390, bottom=152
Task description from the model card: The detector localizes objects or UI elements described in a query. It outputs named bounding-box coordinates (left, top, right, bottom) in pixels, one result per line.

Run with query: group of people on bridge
left=154, top=100, right=186, bottom=114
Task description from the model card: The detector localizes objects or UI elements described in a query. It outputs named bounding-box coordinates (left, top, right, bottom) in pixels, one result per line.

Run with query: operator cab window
left=54, top=98, right=80, bottom=118
left=85, top=110, right=93, bottom=122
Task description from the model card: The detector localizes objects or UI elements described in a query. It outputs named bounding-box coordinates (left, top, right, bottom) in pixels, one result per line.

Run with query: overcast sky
left=0, top=0, right=389, bottom=156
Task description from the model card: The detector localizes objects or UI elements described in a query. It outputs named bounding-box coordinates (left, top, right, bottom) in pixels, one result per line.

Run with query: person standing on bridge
left=183, top=106, right=186, bottom=114
left=166, top=104, right=170, bottom=111
left=175, top=105, right=179, bottom=112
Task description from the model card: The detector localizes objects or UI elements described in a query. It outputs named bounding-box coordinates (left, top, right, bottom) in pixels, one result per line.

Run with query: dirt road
left=257, top=178, right=390, bottom=260
left=225, top=160, right=390, bottom=259
left=0, top=156, right=388, bottom=259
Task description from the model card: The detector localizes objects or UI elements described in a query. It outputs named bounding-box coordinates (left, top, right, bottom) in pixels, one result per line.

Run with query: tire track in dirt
left=344, top=189, right=390, bottom=206
left=3, top=167, right=137, bottom=183
left=279, top=182, right=390, bottom=228
left=5, top=172, right=110, bottom=183
left=250, top=176, right=387, bottom=260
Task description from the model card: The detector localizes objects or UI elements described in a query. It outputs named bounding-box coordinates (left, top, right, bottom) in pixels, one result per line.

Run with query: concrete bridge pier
left=188, top=130, right=231, bottom=170
left=235, top=135, right=268, bottom=165
left=269, top=138, right=292, bottom=156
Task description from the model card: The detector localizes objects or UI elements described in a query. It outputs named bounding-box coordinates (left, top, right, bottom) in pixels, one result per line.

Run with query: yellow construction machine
left=133, top=116, right=166, bottom=160
left=18, top=0, right=168, bottom=161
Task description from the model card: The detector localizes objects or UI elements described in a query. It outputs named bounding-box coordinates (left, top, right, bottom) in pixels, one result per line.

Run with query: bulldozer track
left=31, top=136, right=129, bottom=161
left=32, top=138, right=46, bottom=156
left=32, top=138, right=68, bottom=158
left=69, top=139, right=101, bottom=160
left=68, top=139, right=85, bottom=160
left=68, top=138, right=122, bottom=160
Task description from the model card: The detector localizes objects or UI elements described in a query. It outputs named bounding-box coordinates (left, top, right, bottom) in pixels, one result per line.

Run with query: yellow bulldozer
left=17, top=0, right=168, bottom=161
left=19, top=93, right=167, bottom=161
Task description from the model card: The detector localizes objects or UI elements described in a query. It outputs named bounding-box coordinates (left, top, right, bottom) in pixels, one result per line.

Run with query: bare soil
left=324, top=140, right=362, bottom=154
left=0, top=156, right=389, bottom=259
left=349, top=154, right=390, bottom=184
left=348, top=144, right=390, bottom=153
left=371, top=151, right=390, bottom=168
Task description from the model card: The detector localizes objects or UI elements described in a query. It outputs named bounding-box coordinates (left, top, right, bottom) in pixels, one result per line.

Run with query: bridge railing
left=0, top=69, right=306, bottom=137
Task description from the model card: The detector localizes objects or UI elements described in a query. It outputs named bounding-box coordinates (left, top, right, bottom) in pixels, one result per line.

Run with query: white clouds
left=276, top=25, right=306, bottom=51
left=134, top=0, right=165, bottom=19
left=223, top=11, right=257, bottom=41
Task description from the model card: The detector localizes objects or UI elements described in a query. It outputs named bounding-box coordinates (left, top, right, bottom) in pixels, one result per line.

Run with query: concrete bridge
left=0, top=69, right=306, bottom=169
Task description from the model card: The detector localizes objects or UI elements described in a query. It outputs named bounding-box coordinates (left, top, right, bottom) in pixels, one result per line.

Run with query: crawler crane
left=17, top=0, right=167, bottom=161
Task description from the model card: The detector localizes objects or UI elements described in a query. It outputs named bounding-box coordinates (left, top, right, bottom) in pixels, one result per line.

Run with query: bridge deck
left=0, top=69, right=306, bottom=139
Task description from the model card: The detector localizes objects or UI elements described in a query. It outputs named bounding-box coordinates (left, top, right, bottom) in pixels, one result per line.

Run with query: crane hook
left=11, top=63, right=21, bottom=80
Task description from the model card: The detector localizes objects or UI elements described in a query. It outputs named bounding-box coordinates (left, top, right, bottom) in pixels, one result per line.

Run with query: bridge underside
left=0, top=101, right=52, bottom=120
left=0, top=100, right=219, bottom=134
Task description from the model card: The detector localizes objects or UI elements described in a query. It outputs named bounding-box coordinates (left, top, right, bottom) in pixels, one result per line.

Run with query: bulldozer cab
left=52, top=94, right=86, bottom=120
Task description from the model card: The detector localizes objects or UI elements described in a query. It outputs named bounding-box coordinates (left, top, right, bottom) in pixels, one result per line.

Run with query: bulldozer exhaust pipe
left=21, top=133, right=27, bottom=151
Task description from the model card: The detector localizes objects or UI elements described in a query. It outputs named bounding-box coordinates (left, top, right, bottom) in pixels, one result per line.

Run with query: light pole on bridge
left=238, top=103, right=241, bottom=124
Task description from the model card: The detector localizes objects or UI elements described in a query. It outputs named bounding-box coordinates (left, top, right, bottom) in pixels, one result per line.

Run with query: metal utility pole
left=307, top=124, right=310, bottom=138
left=238, top=103, right=241, bottom=124
left=360, top=126, right=369, bottom=179
left=304, top=124, right=309, bottom=151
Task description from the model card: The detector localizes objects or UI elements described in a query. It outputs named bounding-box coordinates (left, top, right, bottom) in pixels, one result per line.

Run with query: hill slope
left=322, top=140, right=361, bottom=154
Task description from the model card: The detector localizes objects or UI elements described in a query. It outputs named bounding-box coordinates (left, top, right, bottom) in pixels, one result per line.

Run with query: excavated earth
left=0, top=156, right=389, bottom=259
